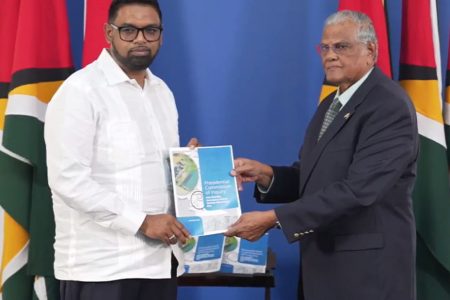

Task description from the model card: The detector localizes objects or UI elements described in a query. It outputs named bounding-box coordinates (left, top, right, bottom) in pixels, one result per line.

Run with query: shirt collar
left=335, top=67, right=374, bottom=108
left=97, top=48, right=158, bottom=86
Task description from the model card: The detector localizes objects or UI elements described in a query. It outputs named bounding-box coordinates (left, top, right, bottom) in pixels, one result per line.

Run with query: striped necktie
left=318, top=97, right=342, bottom=140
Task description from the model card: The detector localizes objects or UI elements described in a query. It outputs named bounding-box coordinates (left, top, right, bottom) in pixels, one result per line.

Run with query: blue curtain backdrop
left=65, top=1, right=450, bottom=299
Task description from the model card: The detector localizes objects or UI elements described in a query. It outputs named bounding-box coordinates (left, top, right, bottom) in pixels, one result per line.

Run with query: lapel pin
left=344, top=113, right=351, bottom=120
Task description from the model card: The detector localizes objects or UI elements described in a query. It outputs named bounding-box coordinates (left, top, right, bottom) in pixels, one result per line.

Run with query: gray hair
left=325, top=10, right=378, bottom=45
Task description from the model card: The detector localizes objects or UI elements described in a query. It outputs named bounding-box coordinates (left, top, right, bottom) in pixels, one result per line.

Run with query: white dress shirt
left=45, top=49, right=184, bottom=281
left=334, top=67, right=374, bottom=108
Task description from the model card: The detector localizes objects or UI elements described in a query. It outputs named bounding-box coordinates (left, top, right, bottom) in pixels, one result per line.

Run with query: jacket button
left=294, top=233, right=300, bottom=238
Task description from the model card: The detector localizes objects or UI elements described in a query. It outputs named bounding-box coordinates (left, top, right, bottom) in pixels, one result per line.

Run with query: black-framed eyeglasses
left=110, top=23, right=163, bottom=42
left=316, top=42, right=355, bottom=56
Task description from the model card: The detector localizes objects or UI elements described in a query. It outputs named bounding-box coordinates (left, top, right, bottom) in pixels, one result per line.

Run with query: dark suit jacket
left=257, top=67, right=418, bottom=300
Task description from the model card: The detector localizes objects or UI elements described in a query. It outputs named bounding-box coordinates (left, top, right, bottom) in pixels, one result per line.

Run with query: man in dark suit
left=225, top=10, right=418, bottom=300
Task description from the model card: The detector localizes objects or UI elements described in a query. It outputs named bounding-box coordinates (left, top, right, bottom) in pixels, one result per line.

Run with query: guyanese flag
left=0, top=0, right=73, bottom=299
left=399, top=0, right=450, bottom=298
left=83, top=0, right=111, bottom=66
left=0, top=0, right=34, bottom=298
left=445, top=38, right=450, bottom=170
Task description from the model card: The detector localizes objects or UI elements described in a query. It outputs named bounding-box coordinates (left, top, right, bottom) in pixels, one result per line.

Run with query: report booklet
left=220, top=234, right=269, bottom=274
left=182, top=233, right=269, bottom=274
left=169, top=145, right=241, bottom=236
left=181, top=234, right=225, bottom=273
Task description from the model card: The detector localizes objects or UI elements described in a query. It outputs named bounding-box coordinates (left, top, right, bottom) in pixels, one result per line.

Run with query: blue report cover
left=169, top=145, right=241, bottom=236
left=182, top=234, right=225, bottom=273
left=220, top=234, right=269, bottom=274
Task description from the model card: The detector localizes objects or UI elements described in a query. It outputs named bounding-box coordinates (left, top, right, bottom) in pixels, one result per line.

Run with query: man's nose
left=323, top=49, right=338, bottom=61
left=134, top=29, right=147, bottom=42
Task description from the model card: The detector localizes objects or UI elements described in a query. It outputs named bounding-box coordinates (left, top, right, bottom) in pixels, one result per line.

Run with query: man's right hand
left=231, top=158, right=274, bottom=191
left=139, top=214, right=190, bottom=245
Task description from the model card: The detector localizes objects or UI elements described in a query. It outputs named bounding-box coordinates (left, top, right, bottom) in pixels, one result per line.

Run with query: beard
left=111, top=44, right=159, bottom=71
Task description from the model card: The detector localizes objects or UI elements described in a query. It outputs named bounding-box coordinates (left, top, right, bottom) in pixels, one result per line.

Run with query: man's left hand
left=186, top=137, right=201, bottom=148
left=225, top=210, right=278, bottom=241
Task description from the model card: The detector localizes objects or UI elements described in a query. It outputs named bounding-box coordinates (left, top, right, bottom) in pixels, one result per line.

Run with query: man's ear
left=367, top=41, right=378, bottom=61
left=104, top=23, right=113, bottom=44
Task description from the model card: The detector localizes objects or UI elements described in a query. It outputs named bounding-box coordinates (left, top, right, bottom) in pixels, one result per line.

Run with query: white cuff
left=257, top=175, right=275, bottom=194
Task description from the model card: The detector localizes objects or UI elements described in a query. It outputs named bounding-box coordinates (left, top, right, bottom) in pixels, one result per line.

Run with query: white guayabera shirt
left=45, top=49, right=184, bottom=281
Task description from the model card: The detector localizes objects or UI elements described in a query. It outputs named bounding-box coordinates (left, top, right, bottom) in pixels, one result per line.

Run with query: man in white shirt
left=45, top=1, right=197, bottom=299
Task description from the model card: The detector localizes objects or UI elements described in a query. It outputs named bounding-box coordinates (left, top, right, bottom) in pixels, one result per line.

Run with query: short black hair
left=108, top=0, right=162, bottom=24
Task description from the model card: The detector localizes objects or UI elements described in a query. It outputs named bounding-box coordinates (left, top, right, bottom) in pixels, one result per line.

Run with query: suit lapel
left=299, top=67, right=384, bottom=195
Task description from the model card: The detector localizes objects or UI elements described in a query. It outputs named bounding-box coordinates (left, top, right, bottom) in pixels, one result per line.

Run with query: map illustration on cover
left=169, top=145, right=241, bottom=236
